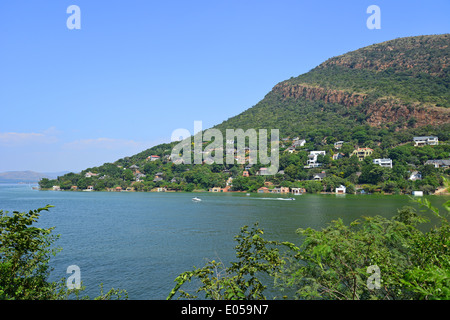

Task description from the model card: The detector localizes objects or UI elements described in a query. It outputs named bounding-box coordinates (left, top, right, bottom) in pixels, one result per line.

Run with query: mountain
left=0, top=171, right=71, bottom=183
left=214, top=34, right=450, bottom=136
left=0, top=171, right=51, bottom=183
left=41, top=34, right=450, bottom=194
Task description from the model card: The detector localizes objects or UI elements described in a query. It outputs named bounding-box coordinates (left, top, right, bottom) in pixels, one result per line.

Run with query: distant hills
left=0, top=171, right=70, bottom=183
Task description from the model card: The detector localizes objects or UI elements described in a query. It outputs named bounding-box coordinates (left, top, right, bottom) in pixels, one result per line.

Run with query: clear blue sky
left=0, top=0, right=449, bottom=173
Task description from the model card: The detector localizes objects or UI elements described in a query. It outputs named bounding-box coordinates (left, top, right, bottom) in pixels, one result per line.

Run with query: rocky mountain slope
left=215, top=34, right=450, bottom=134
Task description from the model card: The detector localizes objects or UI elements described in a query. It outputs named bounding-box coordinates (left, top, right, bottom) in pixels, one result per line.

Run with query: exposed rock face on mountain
left=273, top=83, right=367, bottom=108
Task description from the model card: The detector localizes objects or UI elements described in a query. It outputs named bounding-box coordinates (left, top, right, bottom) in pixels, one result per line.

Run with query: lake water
left=0, top=184, right=448, bottom=299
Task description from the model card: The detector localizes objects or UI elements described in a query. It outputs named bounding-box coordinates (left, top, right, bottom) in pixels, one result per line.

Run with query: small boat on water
left=192, top=197, right=202, bottom=202
left=277, top=197, right=296, bottom=201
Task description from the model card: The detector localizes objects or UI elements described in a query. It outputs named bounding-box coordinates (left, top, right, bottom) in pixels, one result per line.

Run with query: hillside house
left=147, top=155, right=160, bottom=161
left=413, top=136, right=438, bottom=146
left=351, top=148, right=373, bottom=161
left=334, top=141, right=344, bottom=149
left=305, top=151, right=326, bottom=168
left=85, top=172, right=99, bottom=178
left=312, top=172, right=327, bottom=181
left=409, top=171, right=422, bottom=181
left=373, top=158, right=393, bottom=168
left=242, top=170, right=249, bottom=177
left=425, top=159, right=450, bottom=168
left=129, top=164, right=139, bottom=172
left=332, top=153, right=344, bottom=160
left=286, top=146, right=296, bottom=153
left=256, top=168, right=268, bottom=175
left=292, top=138, right=306, bottom=147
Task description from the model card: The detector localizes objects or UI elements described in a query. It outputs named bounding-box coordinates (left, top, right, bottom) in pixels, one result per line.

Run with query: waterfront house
left=413, top=136, right=438, bottom=146
left=271, top=187, right=290, bottom=194
left=86, top=186, right=94, bottom=191
left=351, top=147, right=373, bottom=161
left=257, top=187, right=269, bottom=193
left=335, top=185, right=346, bottom=194
left=373, top=158, right=393, bottom=168
left=52, top=186, right=60, bottom=191
left=291, top=187, right=306, bottom=195
left=209, top=186, right=230, bottom=192
left=71, top=186, right=78, bottom=191
left=115, top=186, right=122, bottom=192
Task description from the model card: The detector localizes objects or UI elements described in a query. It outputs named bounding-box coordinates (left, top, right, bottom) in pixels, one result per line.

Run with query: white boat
left=192, top=197, right=202, bottom=202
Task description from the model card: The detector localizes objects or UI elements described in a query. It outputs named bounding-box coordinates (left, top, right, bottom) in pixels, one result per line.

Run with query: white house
left=305, top=151, right=326, bottom=168
left=413, top=136, right=438, bottom=146
left=256, top=168, right=268, bottom=175
left=292, top=138, right=306, bottom=147
left=335, top=185, right=346, bottom=194
left=409, top=171, right=422, bottom=181
left=334, top=141, right=344, bottom=149
left=412, top=191, right=424, bottom=196
left=373, top=158, right=393, bottom=168
left=147, top=155, right=160, bottom=161
left=312, top=172, right=327, bottom=181
left=85, top=172, right=99, bottom=178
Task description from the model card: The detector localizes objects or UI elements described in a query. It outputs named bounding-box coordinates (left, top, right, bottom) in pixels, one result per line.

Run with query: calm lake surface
left=1, top=183, right=448, bottom=299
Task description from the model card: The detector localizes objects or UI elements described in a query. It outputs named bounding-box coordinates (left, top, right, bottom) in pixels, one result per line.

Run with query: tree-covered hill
left=40, top=34, right=450, bottom=194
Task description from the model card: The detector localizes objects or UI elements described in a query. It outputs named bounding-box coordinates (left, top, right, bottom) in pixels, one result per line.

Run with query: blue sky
left=0, top=0, right=449, bottom=173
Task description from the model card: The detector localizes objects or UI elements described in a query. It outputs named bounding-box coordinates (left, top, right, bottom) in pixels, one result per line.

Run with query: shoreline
left=33, top=187, right=450, bottom=196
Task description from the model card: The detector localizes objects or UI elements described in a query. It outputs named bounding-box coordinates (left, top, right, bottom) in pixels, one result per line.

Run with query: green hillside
left=40, top=34, right=450, bottom=195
